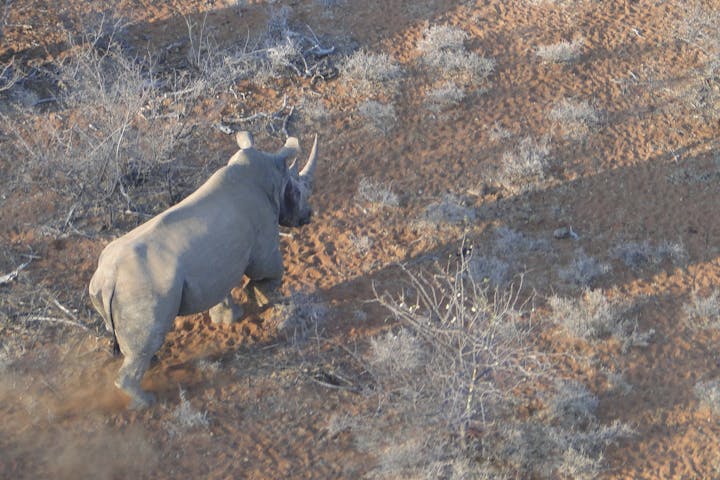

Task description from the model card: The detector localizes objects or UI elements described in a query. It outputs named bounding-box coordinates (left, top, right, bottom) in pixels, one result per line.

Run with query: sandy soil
left=2, top=0, right=720, bottom=478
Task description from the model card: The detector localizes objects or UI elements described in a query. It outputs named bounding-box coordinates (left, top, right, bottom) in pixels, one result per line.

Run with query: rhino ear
left=236, top=131, right=254, bottom=149
left=284, top=137, right=300, bottom=153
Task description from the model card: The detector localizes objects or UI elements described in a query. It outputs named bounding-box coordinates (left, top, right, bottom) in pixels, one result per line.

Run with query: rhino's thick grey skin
left=89, top=132, right=318, bottom=409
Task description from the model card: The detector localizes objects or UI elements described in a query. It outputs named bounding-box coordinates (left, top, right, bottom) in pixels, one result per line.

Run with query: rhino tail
left=102, top=283, right=120, bottom=356
left=90, top=272, right=120, bottom=356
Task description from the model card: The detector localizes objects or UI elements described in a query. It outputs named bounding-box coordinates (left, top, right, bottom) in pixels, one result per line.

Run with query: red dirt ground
left=2, top=0, right=720, bottom=478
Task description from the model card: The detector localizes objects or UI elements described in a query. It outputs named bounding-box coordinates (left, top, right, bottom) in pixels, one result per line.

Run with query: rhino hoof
left=209, top=301, right=244, bottom=324
left=128, top=391, right=156, bottom=410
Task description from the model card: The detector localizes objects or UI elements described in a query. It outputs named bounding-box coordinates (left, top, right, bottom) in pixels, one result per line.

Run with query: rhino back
left=101, top=163, right=280, bottom=316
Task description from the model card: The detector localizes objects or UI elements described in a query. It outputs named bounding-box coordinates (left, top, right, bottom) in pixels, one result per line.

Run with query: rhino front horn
left=299, top=134, right=318, bottom=185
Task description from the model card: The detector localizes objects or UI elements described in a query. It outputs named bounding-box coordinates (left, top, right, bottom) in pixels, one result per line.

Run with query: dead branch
left=0, top=261, right=30, bottom=285
left=0, top=56, right=22, bottom=92
left=51, top=298, right=78, bottom=321
left=221, top=95, right=296, bottom=137
left=22, top=315, right=89, bottom=331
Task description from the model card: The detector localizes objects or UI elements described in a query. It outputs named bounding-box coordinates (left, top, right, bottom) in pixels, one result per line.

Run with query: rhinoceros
left=89, top=131, right=318, bottom=408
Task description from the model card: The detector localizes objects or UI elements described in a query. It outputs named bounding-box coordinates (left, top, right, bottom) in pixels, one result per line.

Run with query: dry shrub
left=683, top=288, right=720, bottom=330
left=166, top=388, right=209, bottom=437
left=611, top=239, right=687, bottom=271
left=548, top=98, right=599, bottom=140
left=341, top=50, right=402, bottom=98
left=366, top=260, right=545, bottom=477
left=357, top=177, right=399, bottom=208
left=423, top=193, right=476, bottom=224
left=0, top=23, right=198, bottom=221
left=357, top=100, right=398, bottom=135
left=424, top=81, right=466, bottom=113
left=694, top=379, right=720, bottom=416
left=673, top=3, right=720, bottom=119
left=548, top=289, right=654, bottom=351
left=536, top=38, right=584, bottom=63
left=417, top=25, right=495, bottom=85
left=499, top=135, right=552, bottom=192
left=497, top=380, right=633, bottom=479
left=272, top=291, right=328, bottom=344
left=558, top=249, right=611, bottom=288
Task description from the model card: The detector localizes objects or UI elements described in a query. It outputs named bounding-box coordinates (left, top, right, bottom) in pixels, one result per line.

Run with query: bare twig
left=221, top=95, right=295, bottom=137
left=22, top=315, right=89, bottom=331
left=51, top=298, right=78, bottom=321
left=0, top=261, right=30, bottom=285
left=0, top=56, right=22, bottom=92
left=281, top=104, right=295, bottom=137
left=308, top=376, right=359, bottom=392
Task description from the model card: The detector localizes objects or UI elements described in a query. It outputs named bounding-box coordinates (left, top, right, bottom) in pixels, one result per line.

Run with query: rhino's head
left=233, top=131, right=319, bottom=227
left=278, top=134, right=318, bottom=227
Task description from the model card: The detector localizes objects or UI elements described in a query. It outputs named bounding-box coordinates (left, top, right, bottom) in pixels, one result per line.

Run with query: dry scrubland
left=2, top=0, right=720, bottom=478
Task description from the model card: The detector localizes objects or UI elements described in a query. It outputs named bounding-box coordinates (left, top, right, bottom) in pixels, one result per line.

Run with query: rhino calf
left=89, top=131, right=318, bottom=408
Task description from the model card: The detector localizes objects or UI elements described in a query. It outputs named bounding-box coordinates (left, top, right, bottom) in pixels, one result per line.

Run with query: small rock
left=554, top=226, right=580, bottom=240
left=553, top=227, right=570, bottom=239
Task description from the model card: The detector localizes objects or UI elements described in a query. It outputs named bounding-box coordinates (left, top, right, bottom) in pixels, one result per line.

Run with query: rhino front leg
left=248, top=278, right=283, bottom=307
left=246, top=247, right=284, bottom=308
left=209, top=295, right=244, bottom=324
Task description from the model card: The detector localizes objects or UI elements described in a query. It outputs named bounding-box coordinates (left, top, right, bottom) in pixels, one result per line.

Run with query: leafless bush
left=549, top=289, right=622, bottom=340
left=673, top=4, right=720, bottom=119
left=558, top=249, right=611, bottom=288
left=694, top=379, right=720, bottom=416
left=549, top=289, right=653, bottom=350
left=366, top=260, right=545, bottom=477
left=357, top=177, right=399, bottom=208
left=497, top=378, right=633, bottom=479
left=0, top=24, right=196, bottom=219
left=357, top=100, right=397, bottom=135
left=195, top=359, right=221, bottom=375
left=488, top=122, right=512, bottom=143
left=467, top=255, right=511, bottom=287
left=683, top=288, right=720, bottom=330
left=499, top=135, right=552, bottom=192
left=549, top=98, right=599, bottom=140
left=493, top=226, right=551, bottom=257
left=611, top=239, right=688, bottom=270
left=166, top=388, right=209, bottom=437
left=536, top=38, right=584, bottom=63
left=368, top=328, right=426, bottom=380
left=341, top=50, right=402, bottom=98
left=299, top=96, right=330, bottom=124
left=325, top=412, right=355, bottom=437
left=675, top=3, right=720, bottom=54
left=423, top=193, right=476, bottom=224
left=605, top=371, right=633, bottom=396
left=546, top=380, right=598, bottom=427
left=417, top=25, right=495, bottom=85
left=424, top=82, right=466, bottom=113
left=347, top=232, right=373, bottom=255
left=466, top=227, right=552, bottom=288
left=184, top=6, right=337, bottom=91
left=0, top=56, right=22, bottom=93
left=273, top=291, right=327, bottom=344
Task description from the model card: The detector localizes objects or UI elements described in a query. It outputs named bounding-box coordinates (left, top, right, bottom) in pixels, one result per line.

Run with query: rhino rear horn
left=299, top=135, right=318, bottom=186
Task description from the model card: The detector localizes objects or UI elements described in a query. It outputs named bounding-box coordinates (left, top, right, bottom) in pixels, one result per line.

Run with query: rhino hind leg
left=209, top=295, right=244, bottom=324
left=116, top=353, right=157, bottom=409
left=113, top=290, right=180, bottom=409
